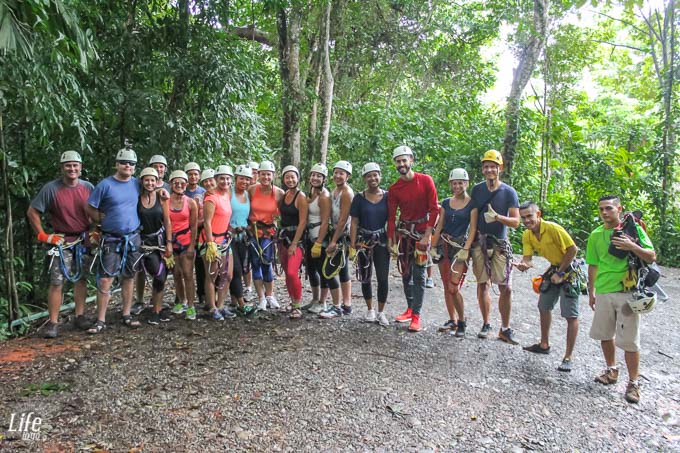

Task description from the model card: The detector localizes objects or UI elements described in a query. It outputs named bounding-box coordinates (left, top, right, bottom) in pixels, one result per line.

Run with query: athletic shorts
left=48, top=248, right=93, bottom=286
left=537, top=284, right=579, bottom=318
left=589, top=292, right=640, bottom=352
left=98, top=234, right=142, bottom=279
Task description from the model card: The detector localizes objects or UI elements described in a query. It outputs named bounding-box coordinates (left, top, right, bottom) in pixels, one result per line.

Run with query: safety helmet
left=200, top=169, right=215, bottom=183
left=532, top=276, right=542, bottom=295
left=449, top=168, right=469, bottom=181
left=481, top=149, right=503, bottom=165
left=215, top=165, right=233, bottom=177
left=259, top=160, right=276, bottom=172
left=169, top=170, right=188, bottom=181
left=139, top=167, right=159, bottom=179
left=362, top=162, right=381, bottom=176
left=116, top=148, right=137, bottom=163
left=149, top=155, right=168, bottom=166
left=234, top=164, right=252, bottom=179
left=249, top=161, right=260, bottom=170
left=333, top=160, right=352, bottom=175
left=184, top=162, right=201, bottom=173
left=628, top=289, right=657, bottom=314
left=60, top=150, right=82, bottom=164
left=309, top=163, right=328, bottom=178
left=392, top=145, right=414, bottom=160
left=281, top=165, right=300, bottom=178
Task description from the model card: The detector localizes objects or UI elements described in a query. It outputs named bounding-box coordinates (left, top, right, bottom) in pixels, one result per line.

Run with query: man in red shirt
left=387, top=145, right=439, bottom=332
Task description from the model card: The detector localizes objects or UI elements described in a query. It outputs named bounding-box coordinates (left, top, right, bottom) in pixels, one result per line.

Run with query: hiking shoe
left=257, top=298, right=267, bottom=311
left=159, top=309, right=172, bottom=322
left=319, top=305, right=343, bottom=319
left=210, top=309, right=225, bottom=321
left=220, top=307, right=237, bottom=319
left=185, top=306, right=197, bottom=320
left=342, top=305, right=353, bottom=316
left=364, top=309, right=376, bottom=323
left=302, top=300, right=320, bottom=311
left=395, top=308, right=413, bottom=323
left=266, top=296, right=280, bottom=309
left=43, top=321, right=58, bottom=339
left=625, top=381, right=641, bottom=404
left=477, top=323, right=492, bottom=339
left=172, top=303, right=188, bottom=314
left=523, top=343, right=551, bottom=354
left=147, top=312, right=161, bottom=326
left=408, top=314, right=422, bottom=332
left=558, top=358, right=573, bottom=372
left=74, top=315, right=92, bottom=331
left=308, top=302, right=326, bottom=314
left=425, top=278, right=434, bottom=288
left=130, top=302, right=146, bottom=316
left=438, top=319, right=457, bottom=333
left=594, top=368, right=619, bottom=385
left=238, top=305, right=257, bottom=317
left=377, top=312, right=389, bottom=327
left=498, top=328, right=519, bottom=345
left=455, top=320, right=467, bottom=338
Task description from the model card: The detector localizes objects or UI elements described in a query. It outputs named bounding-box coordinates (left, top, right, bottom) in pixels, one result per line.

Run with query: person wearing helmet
left=430, top=168, right=477, bottom=338
left=249, top=161, right=260, bottom=186
left=229, top=165, right=256, bottom=316
left=303, top=163, right=342, bottom=315
left=184, top=162, right=207, bottom=306
left=168, top=170, right=199, bottom=321
left=387, top=145, right=439, bottom=332
left=514, top=202, right=580, bottom=371
left=349, top=163, right=390, bottom=326
left=469, top=149, right=520, bottom=344
left=85, top=148, right=145, bottom=333
left=137, top=168, right=173, bottom=325
left=149, top=155, right=171, bottom=191
left=27, top=151, right=95, bottom=338
left=247, top=160, right=285, bottom=310
left=585, top=195, right=656, bottom=404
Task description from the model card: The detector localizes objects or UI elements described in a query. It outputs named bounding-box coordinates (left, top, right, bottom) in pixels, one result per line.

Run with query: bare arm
left=316, top=193, right=331, bottom=244
left=464, top=207, right=478, bottom=250
left=203, top=200, right=216, bottom=242
left=162, top=198, right=173, bottom=257
left=588, top=264, right=598, bottom=310
left=431, top=206, right=445, bottom=248
left=188, top=198, right=198, bottom=251
left=497, top=206, right=520, bottom=229
left=612, top=235, right=656, bottom=264
left=291, top=192, right=308, bottom=246
left=350, top=216, right=359, bottom=249
left=27, top=206, right=45, bottom=235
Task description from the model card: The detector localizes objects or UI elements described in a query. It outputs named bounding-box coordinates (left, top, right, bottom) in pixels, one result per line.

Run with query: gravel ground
left=1, top=257, right=679, bottom=452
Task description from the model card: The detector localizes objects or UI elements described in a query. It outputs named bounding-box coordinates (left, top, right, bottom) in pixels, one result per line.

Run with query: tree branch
left=232, top=25, right=272, bottom=46
left=592, top=39, right=646, bottom=52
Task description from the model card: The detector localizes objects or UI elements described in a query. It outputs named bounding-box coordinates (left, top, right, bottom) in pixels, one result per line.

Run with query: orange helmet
left=532, top=276, right=543, bottom=294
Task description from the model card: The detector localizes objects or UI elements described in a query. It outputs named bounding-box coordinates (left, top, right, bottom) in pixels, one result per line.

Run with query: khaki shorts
left=538, top=284, right=579, bottom=319
left=47, top=248, right=93, bottom=286
left=471, top=244, right=512, bottom=285
left=589, top=292, right=640, bottom=352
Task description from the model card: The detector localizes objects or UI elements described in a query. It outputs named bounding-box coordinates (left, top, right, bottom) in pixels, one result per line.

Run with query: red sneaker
left=408, top=314, right=422, bottom=332
left=395, top=308, right=413, bottom=323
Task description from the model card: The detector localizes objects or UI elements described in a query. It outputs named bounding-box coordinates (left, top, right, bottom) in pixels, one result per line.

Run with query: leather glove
left=390, top=244, right=399, bottom=257
left=484, top=205, right=499, bottom=223
left=205, top=241, right=219, bottom=262
left=37, top=231, right=64, bottom=246
left=348, top=247, right=357, bottom=260
left=163, top=254, right=176, bottom=268
left=455, top=248, right=469, bottom=262
left=311, top=242, right=322, bottom=258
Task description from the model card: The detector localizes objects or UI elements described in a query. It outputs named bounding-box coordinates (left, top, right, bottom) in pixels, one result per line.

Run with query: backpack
left=608, top=210, right=659, bottom=288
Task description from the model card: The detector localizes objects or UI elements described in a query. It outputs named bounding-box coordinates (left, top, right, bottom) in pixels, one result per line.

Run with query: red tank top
left=201, top=192, right=232, bottom=243
left=170, top=196, right=191, bottom=246
left=249, top=184, right=278, bottom=224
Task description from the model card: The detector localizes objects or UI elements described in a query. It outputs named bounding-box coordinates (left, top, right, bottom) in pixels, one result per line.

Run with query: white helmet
left=200, top=169, right=215, bottom=183
left=333, top=160, right=352, bottom=175
left=362, top=162, right=381, bottom=176
left=249, top=161, right=260, bottom=170
left=60, top=150, right=82, bottom=163
left=628, top=290, right=657, bottom=314
left=259, top=160, right=276, bottom=172
left=139, top=167, right=159, bottom=179
left=169, top=170, right=188, bottom=181
left=281, top=165, right=299, bottom=178
left=235, top=164, right=252, bottom=179
left=309, top=163, right=328, bottom=177
left=392, top=145, right=413, bottom=160
left=215, top=165, right=233, bottom=177
left=184, top=162, right=201, bottom=173
left=449, top=168, right=469, bottom=181
left=116, top=148, right=137, bottom=163
left=149, top=155, right=168, bottom=166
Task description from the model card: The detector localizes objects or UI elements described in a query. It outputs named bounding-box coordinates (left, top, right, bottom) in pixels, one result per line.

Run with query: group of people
left=29, top=145, right=656, bottom=404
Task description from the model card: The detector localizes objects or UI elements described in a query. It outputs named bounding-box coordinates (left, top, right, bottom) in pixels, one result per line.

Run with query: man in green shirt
left=586, top=195, right=656, bottom=404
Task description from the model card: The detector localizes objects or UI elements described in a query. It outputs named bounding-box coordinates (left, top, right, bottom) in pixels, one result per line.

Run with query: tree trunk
left=165, top=0, right=191, bottom=163
left=502, top=0, right=550, bottom=181
left=317, top=0, right=334, bottom=165
left=277, top=6, right=303, bottom=168
left=306, top=63, right=321, bottom=167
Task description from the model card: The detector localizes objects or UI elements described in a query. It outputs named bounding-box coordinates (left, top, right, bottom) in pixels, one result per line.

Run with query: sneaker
left=308, top=302, right=326, bottom=314
left=594, top=368, right=619, bottom=385
left=43, top=321, right=58, bottom=339
left=244, top=287, right=253, bottom=300
left=266, top=295, right=280, bottom=309
left=172, top=303, right=188, bottom=314
left=319, top=305, right=343, bottom=319
left=395, top=308, right=413, bottom=323
left=408, top=314, right=422, bottom=332
left=147, top=312, right=161, bottom=326
left=437, top=320, right=456, bottom=333
left=557, top=358, right=572, bottom=372
left=159, top=309, right=172, bottom=322
left=377, top=312, right=390, bottom=327
left=498, top=328, right=519, bottom=345
left=238, top=305, right=257, bottom=317
left=625, top=381, right=641, bottom=404
left=220, top=307, right=237, bottom=319
left=455, top=320, right=466, bottom=338
left=425, top=278, right=434, bottom=288
left=364, top=309, right=377, bottom=323
left=257, top=298, right=267, bottom=311
left=342, top=305, right=353, bottom=316
left=185, top=306, right=197, bottom=321
left=302, top=300, right=319, bottom=311
left=210, top=309, right=225, bottom=321
left=130, top=302, right=146, bottom=316
left=477, top=323, right=492, bottom=339
left=73, top=315, right=92, bottom=331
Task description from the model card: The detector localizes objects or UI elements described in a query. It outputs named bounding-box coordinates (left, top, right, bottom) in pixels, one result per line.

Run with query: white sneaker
left=266, top=295, right=280, bottom=309
left=364, top=309, right=377, bottom=323
left=425, top=277, right=435, bottom=288
left=257, top=298, right=267, bottom=311
left=377, top=312, right=389, bottom=327
left=308, top=302, right=326, bottom=314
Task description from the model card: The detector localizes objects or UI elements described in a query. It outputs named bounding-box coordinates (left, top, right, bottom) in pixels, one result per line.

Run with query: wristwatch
left=556, top=271, right=565, bottom=277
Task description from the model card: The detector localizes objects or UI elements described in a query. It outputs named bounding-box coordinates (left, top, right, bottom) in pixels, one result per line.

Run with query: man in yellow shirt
left=514, top=202, right=579, bottom=372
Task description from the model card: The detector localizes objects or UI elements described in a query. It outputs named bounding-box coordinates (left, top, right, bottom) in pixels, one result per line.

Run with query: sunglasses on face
left=117, top=161, right=136, bottom=166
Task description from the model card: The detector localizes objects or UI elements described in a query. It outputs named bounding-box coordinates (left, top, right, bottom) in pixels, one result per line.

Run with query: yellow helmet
left=481, top=149, right=503, bottom=165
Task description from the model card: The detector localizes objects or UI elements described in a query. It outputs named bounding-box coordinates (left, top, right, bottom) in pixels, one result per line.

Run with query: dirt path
left=1, top=257, right=679, bottom=452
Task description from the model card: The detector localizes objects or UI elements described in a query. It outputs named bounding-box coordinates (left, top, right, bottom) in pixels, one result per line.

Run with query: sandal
left=289, top=308, right=303, bottom=319
left=522, top=343, right=551, bottom=354
left=122, top=315, right=141, bottom=328
left=87, top=320, right=106, bottom=335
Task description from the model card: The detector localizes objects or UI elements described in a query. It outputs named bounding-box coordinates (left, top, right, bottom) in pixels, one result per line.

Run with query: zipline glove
left=37, top=231, right=64, bottom=246
left=348, top=247, right=357, bottom=260
left=163, top=254, right=176, bottom=268
left=484, top=205, right=499, bottom=223
left=429, top=247, right=441, bottom=262
left=311, top=242, right=322, bottom=258
left=205, top=241, right=219, bottom=262
left=455, top=248, right=469, bottom=262
left=390, top=243, right=399, bottom=257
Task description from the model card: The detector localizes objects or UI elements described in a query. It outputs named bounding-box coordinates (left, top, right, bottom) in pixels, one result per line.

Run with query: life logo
left=6, top=412, right=45, bottom=441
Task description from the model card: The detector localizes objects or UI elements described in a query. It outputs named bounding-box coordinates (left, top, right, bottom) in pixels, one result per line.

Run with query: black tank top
left=138, top=195, right=164, bottom=234
left=279, top=190, right=300, bottom=228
